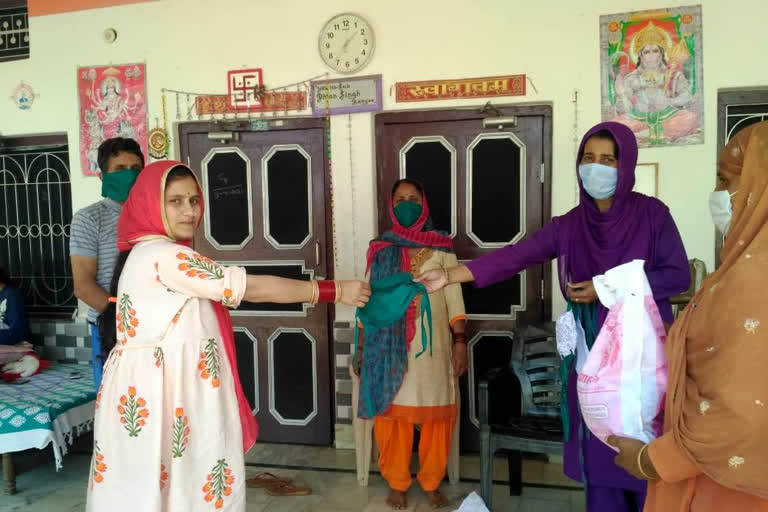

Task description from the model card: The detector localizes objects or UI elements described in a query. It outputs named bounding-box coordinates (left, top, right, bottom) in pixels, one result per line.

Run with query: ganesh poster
left=600, top=5, right=703, bottom=148
left=78, top=63, right=147, bottom=176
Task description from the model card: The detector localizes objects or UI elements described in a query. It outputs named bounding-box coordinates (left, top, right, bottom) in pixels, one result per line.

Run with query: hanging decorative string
left=347, top=113, right=360, bottom=278
left=572, top=89, right=580, bottom=205
left=324, top=80, right=340, bottom=278
left=159, top=72, right=328, bottom=122
left=147, top=92, right=170, bottom=160
left=526, top=76, right=539, bottom=95
left=271, top=87, right=278, bottom=117
left=161, top=90, right=169, bottom=141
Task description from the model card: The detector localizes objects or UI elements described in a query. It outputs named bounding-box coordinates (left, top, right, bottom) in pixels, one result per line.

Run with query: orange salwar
left=367, top=250, right=465, bottom=494
left=374, top=416, right=453, bottom=492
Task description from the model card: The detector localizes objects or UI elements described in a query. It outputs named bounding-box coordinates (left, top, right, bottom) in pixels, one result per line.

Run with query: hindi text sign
left=395, top=74, right=526, bottom=102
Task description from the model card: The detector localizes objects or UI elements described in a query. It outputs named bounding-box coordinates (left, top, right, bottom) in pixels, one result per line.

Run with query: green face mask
left=101, top=168, right=140, bottom=202
left=393, top=200, right=422, bottom=228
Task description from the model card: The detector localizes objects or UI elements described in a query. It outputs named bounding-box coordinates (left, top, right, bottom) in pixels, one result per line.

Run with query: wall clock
left=318, top=13, right=374, bottom=74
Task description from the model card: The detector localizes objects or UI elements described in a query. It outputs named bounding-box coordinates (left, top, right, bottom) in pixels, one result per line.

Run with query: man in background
left=70, top=137, right=144, bottom=391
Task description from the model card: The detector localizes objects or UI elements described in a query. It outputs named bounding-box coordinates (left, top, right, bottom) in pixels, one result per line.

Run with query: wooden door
left=179, top=118, right=333, bottom=445
left=375, top=106, right=553, bottom=451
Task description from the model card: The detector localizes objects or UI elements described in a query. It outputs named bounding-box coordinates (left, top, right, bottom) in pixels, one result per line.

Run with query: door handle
left=315, top=240, right=321, bottom=267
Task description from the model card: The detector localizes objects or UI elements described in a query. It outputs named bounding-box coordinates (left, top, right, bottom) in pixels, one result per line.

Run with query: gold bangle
left=444, top=267, right=450, bottom=285
left=637, top=443, right=652, bottom=480
left=334, top=281, right=342, bottom=304
left=310, top=280, right=319, bottom=305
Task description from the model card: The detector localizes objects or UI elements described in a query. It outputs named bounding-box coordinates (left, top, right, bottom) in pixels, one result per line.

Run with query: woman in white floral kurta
left=86, top=161, right=370, bottom=512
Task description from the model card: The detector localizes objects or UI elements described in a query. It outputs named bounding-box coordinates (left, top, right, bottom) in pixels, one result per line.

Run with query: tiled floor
left=1, top=442, right=585, bottom=511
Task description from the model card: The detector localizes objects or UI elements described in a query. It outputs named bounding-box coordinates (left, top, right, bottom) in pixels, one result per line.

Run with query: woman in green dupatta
left=355, top=179, right=468, bottom=509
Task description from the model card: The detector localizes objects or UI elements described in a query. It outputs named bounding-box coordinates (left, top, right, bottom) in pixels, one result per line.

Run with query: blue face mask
left=578, top=163, right=618, bottom=200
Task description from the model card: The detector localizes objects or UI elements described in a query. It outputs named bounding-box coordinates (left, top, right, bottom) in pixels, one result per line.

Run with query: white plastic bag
left=451, top=492, right=490, bottom=512
left=577, top=260, right=667, bottom=449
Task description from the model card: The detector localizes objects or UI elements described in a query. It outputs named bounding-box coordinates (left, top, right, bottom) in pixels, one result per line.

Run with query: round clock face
left=318, top=13, right=374, bottom=74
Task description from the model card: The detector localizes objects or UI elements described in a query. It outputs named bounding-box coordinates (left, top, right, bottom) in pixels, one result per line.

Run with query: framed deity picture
left=77, top=63, right=147, bottom=176
left=635, top=162, right=659, bottom=197
left=600, top=5, right=704, bottom=148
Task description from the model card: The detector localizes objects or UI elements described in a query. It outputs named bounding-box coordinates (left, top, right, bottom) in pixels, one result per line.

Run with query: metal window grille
left=0, top=143, right=75, bottom=316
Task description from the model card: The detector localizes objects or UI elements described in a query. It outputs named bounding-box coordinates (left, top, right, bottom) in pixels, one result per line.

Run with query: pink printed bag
left=577, top=260, right=667, bottom=450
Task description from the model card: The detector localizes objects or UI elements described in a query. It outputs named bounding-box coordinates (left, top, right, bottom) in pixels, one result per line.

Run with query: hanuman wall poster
left=600, top=5, right=704, bottom=147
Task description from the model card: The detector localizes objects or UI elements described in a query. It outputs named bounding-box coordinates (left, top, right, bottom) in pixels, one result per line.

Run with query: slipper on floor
left=245, top=472, right=292, bottom=488
left=265, top=481, right=312, bottom=496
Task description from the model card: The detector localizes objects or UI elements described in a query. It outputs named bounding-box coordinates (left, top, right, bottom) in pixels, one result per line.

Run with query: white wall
left=2, top=0, right=767, bottom=321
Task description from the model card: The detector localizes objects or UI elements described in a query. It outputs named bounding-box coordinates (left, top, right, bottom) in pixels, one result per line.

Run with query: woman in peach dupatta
left=608, top=122, right=768, bottom=511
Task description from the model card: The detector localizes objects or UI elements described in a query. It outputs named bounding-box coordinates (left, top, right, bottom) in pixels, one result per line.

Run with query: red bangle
left=317, top=280, right=337, bottom=303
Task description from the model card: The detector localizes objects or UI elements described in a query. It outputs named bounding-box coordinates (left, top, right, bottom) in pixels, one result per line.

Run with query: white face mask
left=578, top=163, right=618, bottom=200
left=709, top=190, right=736, bottom=234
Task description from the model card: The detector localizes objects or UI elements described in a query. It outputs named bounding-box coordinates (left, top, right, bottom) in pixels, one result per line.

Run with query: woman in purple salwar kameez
left=416, top=122, right=689, bottom=511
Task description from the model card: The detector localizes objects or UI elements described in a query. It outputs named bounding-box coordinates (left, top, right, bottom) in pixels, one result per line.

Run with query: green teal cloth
left=392, top=201, right=422, bottom=228
left=101, top=168, right=140, bottom=202
left=0, top=363, right=95, bottom=437
left=559, top=301, right=598, bottom=441
left=354, top=272, right=433, bottom=419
